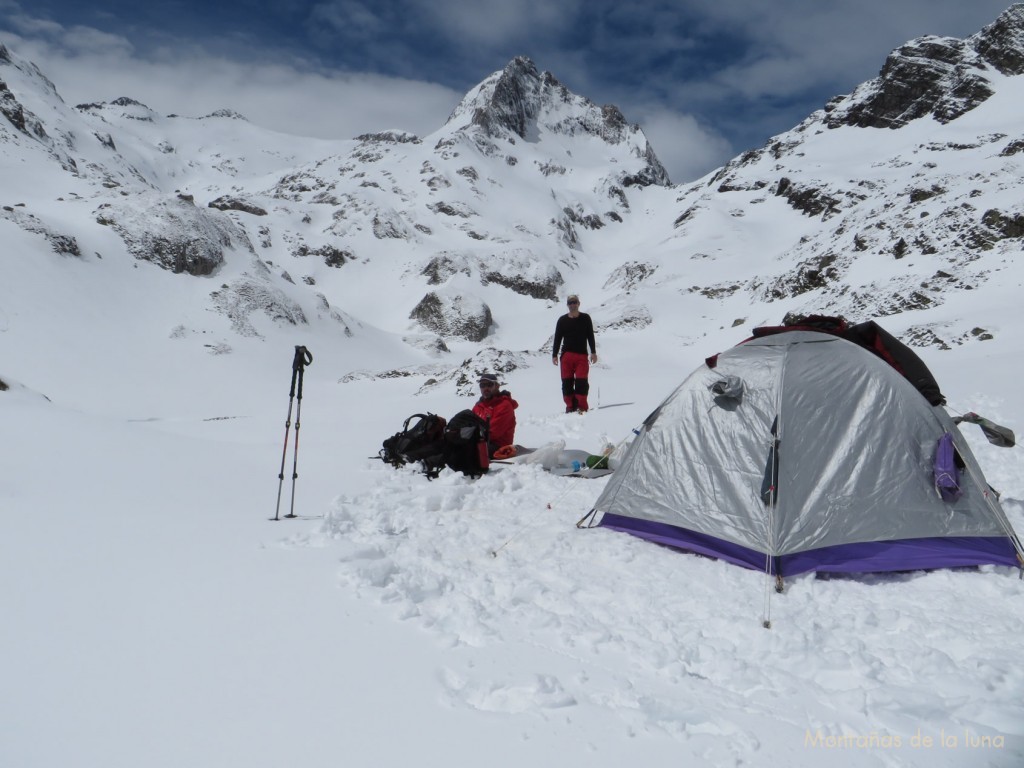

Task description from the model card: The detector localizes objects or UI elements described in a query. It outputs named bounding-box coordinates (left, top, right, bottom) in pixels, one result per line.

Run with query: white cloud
left=0, top=19, right=463, bottom=140
left=49, top=25, right=137, bottom=59
left=673, top=0, right=1015, bottom=101
left=634, top=107, right=733, bottom=183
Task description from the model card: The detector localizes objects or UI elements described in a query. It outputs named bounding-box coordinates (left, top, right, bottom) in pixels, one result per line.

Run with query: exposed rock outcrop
left=826, top=5, right=1024, bottom=129
left=410, top=292, right=493, bottom=341
left=208, top=195, right=268, bottom=216
left=95, top=195, right=248, bottom=275
left=1, top=205, right=81, bottom=256
left=210, top=276, right=308, bottom=337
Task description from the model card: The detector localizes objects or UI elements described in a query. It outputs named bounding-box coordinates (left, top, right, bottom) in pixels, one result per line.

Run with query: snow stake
left=273, top=345, right=313, bottom=521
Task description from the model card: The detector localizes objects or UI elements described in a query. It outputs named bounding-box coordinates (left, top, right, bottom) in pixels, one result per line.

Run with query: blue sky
left=1, top=0, right=1018, bottom=181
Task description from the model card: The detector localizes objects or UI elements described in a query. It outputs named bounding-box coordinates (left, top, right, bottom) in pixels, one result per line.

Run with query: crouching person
left=472, top=373, right=518, bottom=457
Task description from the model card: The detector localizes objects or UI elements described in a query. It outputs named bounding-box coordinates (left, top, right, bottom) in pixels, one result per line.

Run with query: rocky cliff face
left=826, top=4, right=1024, bottom=129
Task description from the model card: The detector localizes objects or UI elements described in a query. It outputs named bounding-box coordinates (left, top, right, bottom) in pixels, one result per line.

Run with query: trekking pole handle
left=293, top=345, right=313, bottom=371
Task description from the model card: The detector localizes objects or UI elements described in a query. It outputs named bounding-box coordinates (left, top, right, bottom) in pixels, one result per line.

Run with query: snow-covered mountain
left=4, top=8, right=1024, bottom=400
left=692, top=3, right=1024, bottom=347
left=1, top=48, right=673, bottom=392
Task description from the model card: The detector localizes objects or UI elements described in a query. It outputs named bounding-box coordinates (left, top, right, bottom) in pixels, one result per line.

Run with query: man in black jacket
left=551, top=294, right=597, bottom=412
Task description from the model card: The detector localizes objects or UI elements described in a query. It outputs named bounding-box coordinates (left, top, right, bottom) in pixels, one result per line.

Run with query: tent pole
left=761, top=556, right=774, bottom=629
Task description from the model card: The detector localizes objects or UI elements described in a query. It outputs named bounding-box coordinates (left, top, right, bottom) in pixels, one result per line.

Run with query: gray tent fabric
left=591, top=331, right=1024, bottom=575
left=709, top=375, right=744, bottom=400
left=709, top=375, right=745, bottom=411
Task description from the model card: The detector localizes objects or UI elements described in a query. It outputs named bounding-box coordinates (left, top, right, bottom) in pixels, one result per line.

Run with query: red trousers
left=560, top=352, right=590, bottom=411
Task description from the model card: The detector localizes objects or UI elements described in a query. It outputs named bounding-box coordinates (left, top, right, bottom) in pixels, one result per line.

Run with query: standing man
left=551, top=294, right=597, bottom=413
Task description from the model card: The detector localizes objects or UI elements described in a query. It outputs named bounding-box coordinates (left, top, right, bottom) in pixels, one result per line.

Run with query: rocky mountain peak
left=201, top=108, right=248, bottom=121
left=972, top=2, right=1024, bottom=74
left=446, top=56, right=557, bottom=139
left=825, top=4, right=1024, bottom=130
left=74, top=95, right=160, bottom=125
left=110, top=96, right=149, bottom=108
left=445, top=56, right=670, bottom=185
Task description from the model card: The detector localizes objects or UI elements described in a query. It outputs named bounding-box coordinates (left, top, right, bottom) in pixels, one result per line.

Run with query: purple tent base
left=598, top=513, right=1021, bottom=576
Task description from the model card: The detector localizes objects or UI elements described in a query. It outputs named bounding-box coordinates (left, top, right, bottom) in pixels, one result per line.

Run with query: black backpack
left=442, top=409, right=490, bottom=477
left=379, top=413, right=448, bottom=477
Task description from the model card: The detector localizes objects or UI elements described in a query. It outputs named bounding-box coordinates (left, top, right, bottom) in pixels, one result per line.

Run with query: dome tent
left=584, top=321, right=1024, bottom=577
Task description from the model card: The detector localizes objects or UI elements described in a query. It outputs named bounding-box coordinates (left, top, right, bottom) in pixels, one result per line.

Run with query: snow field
left=308, top=448, right=1024, bottom=765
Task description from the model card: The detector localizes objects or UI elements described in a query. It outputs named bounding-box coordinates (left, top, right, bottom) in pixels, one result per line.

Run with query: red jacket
left=472, top=391, right=518, bottom=453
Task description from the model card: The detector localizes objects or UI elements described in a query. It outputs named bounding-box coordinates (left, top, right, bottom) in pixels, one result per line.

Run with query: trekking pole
left=273, top=345, right=313, bottom=520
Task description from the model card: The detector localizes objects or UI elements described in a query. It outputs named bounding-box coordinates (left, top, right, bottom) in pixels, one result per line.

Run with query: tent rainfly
left=584, top=321, right=1024, bottom=577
